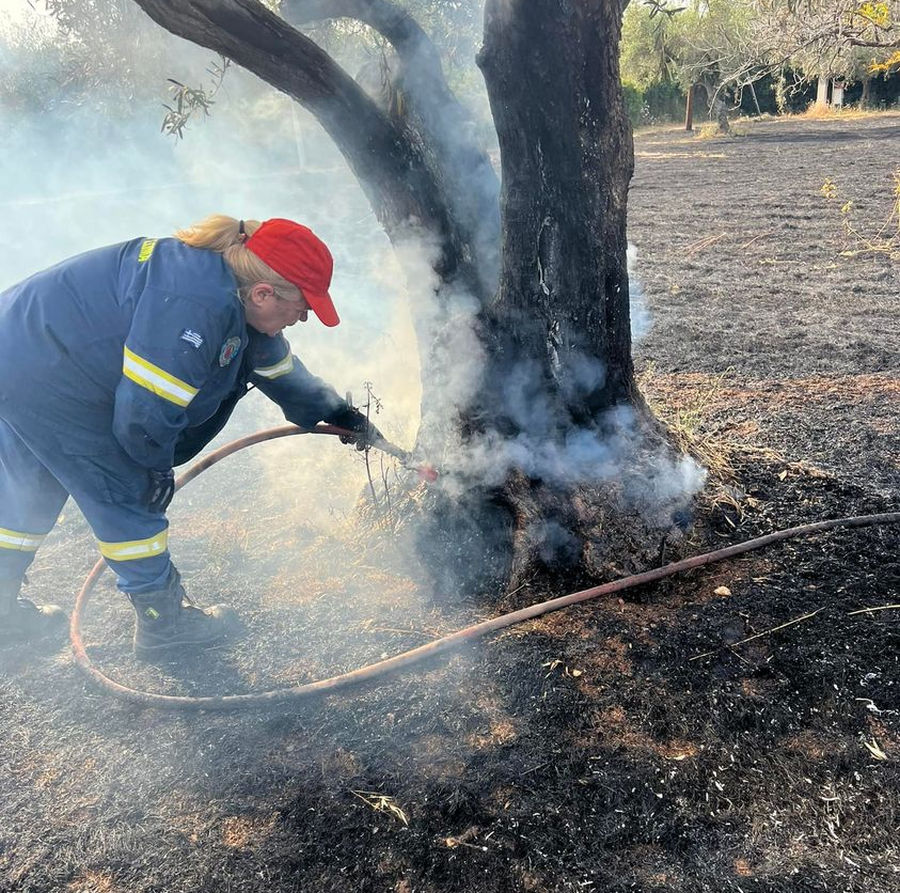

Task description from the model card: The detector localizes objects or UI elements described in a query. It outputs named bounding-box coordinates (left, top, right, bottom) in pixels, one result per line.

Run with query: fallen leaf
left=863, top=738, right=888, bottom=761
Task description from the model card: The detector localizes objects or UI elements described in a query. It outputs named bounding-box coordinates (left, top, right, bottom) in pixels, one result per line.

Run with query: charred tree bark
left=478, top=0, right=635, bottom=424
left=405, top=1, right=690, bottom=599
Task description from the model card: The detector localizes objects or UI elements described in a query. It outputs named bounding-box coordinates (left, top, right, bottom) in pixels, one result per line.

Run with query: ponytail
left=174, top=214, right=296, bottom=296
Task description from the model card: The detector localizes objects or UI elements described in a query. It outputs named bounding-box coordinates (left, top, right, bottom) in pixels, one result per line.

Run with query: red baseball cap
left=245, top=218, right=339, bottom=327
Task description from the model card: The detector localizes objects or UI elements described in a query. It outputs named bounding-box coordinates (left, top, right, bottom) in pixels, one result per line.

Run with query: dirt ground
left=1, top=114, right=898, bottom=893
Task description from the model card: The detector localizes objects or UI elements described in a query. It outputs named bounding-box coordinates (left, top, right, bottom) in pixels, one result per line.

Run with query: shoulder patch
left=137, top=239, right=157, bottom=262
left=218, top=336, right=241, bottom=367
left=180, top=329, right=204, bottom=349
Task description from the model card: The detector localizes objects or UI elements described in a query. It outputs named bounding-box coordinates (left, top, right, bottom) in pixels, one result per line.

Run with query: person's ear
left=248, top=282, right=274, bottom=305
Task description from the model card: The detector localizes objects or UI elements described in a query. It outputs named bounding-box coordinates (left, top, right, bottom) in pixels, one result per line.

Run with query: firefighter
left=0, top=215, right=382, bottom=658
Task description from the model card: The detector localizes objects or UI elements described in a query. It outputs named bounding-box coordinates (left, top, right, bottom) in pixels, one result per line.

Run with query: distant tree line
left=621, top=0, right=900, bottom=128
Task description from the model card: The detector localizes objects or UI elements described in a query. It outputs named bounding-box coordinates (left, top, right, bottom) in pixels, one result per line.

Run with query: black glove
left=147, top=468, right=175, bottom=514
left=329, top=405, right=386, bottom=452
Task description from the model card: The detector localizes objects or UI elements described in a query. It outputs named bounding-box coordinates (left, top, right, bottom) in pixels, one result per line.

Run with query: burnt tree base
left=382, top=410, right=699, bottom=605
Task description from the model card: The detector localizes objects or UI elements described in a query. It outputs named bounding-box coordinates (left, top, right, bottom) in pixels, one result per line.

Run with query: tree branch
left=282, top=0, right=501, bottom=297
left=131, top=0, right=464, bottom=271
left=283, top=0, right=443, bottom=78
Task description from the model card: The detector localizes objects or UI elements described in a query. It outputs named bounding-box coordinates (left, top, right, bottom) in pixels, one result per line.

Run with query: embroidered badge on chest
left=180, top=329, right=204, bottom=349
left=219, top=336, right=241, bottom=367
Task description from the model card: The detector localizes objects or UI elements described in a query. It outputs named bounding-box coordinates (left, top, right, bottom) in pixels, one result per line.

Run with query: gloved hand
left=328, top=404, right=386, bottom=452
left=147, top=468, right=176, bottom=514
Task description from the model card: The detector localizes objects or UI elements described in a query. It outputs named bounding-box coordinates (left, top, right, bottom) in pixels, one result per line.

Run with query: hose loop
left=69, top=425, right=900, bottom=711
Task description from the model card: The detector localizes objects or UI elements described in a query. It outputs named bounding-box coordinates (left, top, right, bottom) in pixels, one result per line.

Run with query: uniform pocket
left=57, top=429, right=149, bottom=507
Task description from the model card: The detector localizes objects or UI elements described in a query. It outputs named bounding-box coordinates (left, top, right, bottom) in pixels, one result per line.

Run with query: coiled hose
left=70, top=424, right=900, bottom=711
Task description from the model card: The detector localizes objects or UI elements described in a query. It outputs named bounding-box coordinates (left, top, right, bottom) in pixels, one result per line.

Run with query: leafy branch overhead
left=161, top=56, right=230, bottom=138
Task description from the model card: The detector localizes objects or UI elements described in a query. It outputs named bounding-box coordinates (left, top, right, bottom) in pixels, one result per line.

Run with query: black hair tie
left=238, top=219, right=246, bottom=240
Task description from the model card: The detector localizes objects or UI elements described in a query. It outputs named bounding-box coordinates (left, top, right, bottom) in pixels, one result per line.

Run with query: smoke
left=628, top=243, right=652, bottom=342
left=0, top=1, right=703, bottom=614
left=389, top=236, right=701, bottom=519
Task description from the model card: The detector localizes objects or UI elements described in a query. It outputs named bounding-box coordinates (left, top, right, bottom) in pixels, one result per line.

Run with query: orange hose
left=69, top=425, right=900, bottom=711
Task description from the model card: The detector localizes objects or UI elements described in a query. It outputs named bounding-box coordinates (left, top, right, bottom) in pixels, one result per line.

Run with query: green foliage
left=621, top=2, right=675, bottom=90
left=621, top=0, right=900, bottom=117
left=0, top=0, right=200, bottom=118
left=621, top=0, right=753, bottom=126
left=161, top=58, right=230, bottom=139
left=622, top=83, right=645, bottom=125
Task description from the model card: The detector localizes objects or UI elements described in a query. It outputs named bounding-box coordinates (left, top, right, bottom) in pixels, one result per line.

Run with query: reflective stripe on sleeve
left=0, top=527, right=46, bottom=552
left=253, top=351, right=294, bottom=380
left=123, top=346, right=199, bottom=407
left=97, top=529, right=168, bottom=562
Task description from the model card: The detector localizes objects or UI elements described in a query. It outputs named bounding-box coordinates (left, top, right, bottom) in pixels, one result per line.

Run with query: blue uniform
left=0, top=237, right=345, bottom=593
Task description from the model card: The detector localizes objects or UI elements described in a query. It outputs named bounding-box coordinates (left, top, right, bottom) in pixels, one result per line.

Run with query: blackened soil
left=1, top=114, right=898, bottom=893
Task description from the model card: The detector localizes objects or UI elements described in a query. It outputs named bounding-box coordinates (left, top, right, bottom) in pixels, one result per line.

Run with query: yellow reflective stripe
left=97, top=529, right=168, bottom=562
left=137, top=239, right=157, bottom=262
left=253, top=351, right=294, bottom=380
left=0, top=527, right=46, bottom=552
left=123, top=346, right=198, bottom=408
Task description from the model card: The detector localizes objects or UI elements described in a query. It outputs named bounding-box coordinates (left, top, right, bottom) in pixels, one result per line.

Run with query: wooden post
left=685, top=84, right=694, bottom=131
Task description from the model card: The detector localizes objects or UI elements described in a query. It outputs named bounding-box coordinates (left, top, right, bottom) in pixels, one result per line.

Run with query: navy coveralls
left=0, top=237, right=345, bottom=593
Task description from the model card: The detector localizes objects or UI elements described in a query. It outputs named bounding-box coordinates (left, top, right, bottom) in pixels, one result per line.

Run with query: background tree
left=751, top=1, right=900, bottom=106
left=620, top=0, right=900, bottom=125
left=622, top=0, right=758, bottom=132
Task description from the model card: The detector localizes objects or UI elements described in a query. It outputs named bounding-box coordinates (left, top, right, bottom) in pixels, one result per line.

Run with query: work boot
left=128, top=568, right=238, bottom=660
left=0, top=577, right=68, bottom=643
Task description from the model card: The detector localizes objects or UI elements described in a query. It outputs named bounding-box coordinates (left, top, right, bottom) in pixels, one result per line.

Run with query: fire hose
left=70, top=424, right=900, bottom=711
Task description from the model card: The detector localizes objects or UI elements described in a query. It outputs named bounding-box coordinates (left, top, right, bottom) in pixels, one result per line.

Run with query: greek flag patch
left=180, top=329, right=204, bottom=349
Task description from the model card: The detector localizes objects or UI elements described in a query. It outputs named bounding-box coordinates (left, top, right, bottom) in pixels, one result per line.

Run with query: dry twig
left=689, top=608, right=823, bottom=662
left=350, top=790, right=409, bottom=826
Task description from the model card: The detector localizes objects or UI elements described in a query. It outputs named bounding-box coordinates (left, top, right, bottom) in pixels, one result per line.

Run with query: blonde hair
left=174, top=214, right=298, bottom=300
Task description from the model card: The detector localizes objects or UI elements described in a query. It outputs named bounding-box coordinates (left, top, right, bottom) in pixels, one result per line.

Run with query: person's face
left=243, top=282, right=310, bottom=336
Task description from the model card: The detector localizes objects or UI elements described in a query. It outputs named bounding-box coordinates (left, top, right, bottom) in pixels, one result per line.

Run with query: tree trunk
left=404, top=0, right=691, bottom=598
left=816, top=74, right=829, bottom=109
left=478, top=0, right=636, bottom=418
left=860, top=75, right=871, bottom=109
left=701, top=79, right=729, bottom=134
left=748, top=81, right=762, bottom=117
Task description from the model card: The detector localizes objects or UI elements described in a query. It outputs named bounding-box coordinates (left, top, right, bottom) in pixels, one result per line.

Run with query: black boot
left=128, top=568, right=238, bottom=660
left=0, top=577, right=68, bottom=643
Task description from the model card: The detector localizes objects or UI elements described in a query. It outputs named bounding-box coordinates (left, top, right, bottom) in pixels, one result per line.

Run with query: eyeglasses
left=272, top=286, right=308, bottom=309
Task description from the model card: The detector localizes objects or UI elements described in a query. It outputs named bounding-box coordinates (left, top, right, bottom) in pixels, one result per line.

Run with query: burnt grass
left=2, top=114, right=898, bottom=892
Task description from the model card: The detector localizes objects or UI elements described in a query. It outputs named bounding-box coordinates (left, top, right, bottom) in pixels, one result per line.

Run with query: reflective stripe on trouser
left=0, top=415, right=172, bottom=593
left=0, top=419, right=68, bottom=582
